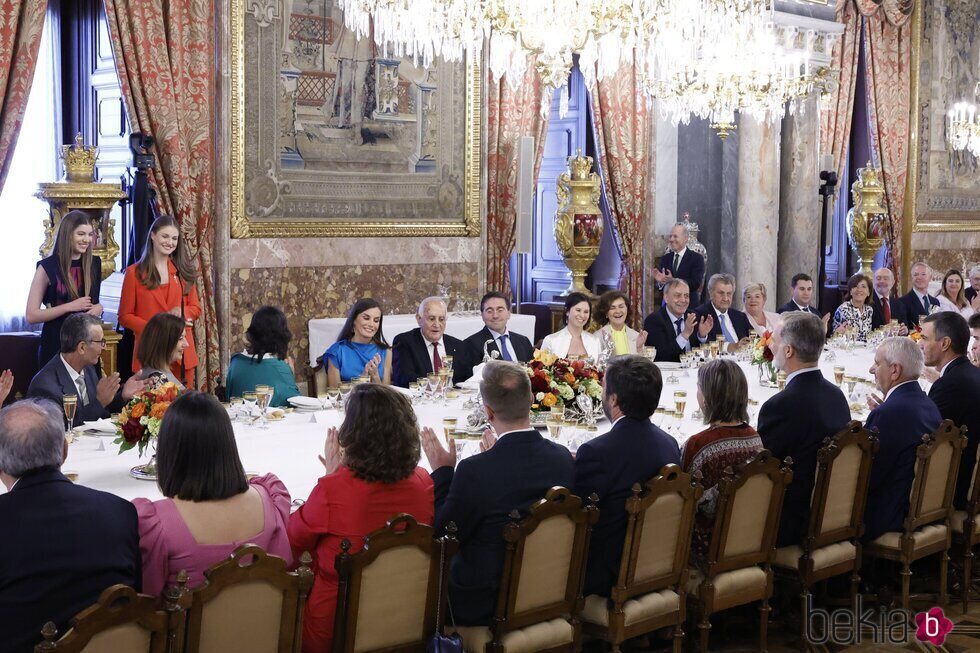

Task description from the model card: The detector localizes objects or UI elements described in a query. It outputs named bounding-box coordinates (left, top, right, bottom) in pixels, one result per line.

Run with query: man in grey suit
left=27, top=314, right=145, bottom=427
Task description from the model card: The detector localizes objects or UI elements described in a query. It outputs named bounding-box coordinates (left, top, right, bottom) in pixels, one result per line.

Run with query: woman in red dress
left=288, top=384, right=434, bottom=653
left=119, top=215, right=200, bottom=387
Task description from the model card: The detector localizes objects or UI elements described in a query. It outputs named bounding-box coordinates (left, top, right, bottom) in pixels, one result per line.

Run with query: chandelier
left=337, top=0, right=823, bottom=133
left=948, top=83, right=980, bottom=158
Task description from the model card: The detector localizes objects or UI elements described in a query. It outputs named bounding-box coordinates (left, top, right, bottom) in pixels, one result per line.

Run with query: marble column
left=735, top=113, right=781, bottom=309
left=645, top=105, right=677, bottom=311
left=777, top=93, right=821, bottom=306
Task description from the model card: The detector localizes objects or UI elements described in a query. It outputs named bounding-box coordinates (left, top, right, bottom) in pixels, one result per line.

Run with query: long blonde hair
left=135, top=215, right=196, bottom=293
left=53, top=210, right=95, bottom=300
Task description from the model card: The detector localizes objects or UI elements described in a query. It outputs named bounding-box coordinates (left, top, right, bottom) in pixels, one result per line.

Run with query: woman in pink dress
left=133, top=391, right=292, bottom=596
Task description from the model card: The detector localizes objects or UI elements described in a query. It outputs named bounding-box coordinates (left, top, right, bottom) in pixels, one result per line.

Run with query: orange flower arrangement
left=114, top=382, right=181, bottom=457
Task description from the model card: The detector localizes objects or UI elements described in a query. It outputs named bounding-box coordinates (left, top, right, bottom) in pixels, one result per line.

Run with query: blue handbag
left=428, top=537, right=463, bottom=653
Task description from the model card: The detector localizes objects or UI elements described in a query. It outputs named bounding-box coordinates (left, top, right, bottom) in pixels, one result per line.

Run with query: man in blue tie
left=464, top=292, right=535, bottom=365
left=643, top=278, right=713, bottom=362
left=695, top=273, right=752, bottom=349
left=899, top=262, right=941, bottom=329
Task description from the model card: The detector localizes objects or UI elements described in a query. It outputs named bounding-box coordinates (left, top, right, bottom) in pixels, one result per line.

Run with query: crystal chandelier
left=337, top=0, right=821, bottom=130
left=948, top=83, right=980, bottom=158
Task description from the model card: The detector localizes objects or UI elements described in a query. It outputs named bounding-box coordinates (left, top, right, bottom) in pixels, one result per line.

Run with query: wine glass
left=442, top=416, right=458, bottom=444
left=229, top=396, right=243, bottom=422
left=255, top=385, right=272, bottom=429
left=409, top=382, right=420, bottom=403
left=326, top=387, right=340, bottom=409
left=242, top=392, right=257, bottom=423
left=63, top=394, right=78, bottom=443
left=426, top=373, right=440, bottom=403
left=546, top=414, right=562, bottom=440
left=316, top=391, right=329, bottom=410
left=338, top=383, right=352, bottom=412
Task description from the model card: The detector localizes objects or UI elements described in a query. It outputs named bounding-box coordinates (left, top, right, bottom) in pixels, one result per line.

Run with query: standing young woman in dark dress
left=26, top=210, right=103, bottom=367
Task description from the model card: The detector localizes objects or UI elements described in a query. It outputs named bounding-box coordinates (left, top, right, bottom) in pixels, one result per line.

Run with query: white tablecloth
left=39, top=345, right=892, bottom=505
left=308, top=312, right=538, bottom=367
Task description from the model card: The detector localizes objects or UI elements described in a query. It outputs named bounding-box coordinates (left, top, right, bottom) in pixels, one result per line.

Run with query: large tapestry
left=231, top=0, right=480, bottom=237
left=914, top=0, right=980, bottom=229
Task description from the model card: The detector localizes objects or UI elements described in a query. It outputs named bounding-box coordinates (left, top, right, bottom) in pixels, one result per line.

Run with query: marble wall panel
left=229, top=262, right=480, bottom=372
left=735, top=116, right=781, bottom=308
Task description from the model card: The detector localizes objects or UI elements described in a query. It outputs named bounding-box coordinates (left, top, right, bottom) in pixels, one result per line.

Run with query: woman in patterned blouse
left=832, top=273, right=874, bottom=341
left=681, top=358, right=763, bottom=562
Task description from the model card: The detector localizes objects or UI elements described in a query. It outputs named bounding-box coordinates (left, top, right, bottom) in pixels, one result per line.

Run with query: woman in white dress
left=541, top=291, right=601, bottom=361
left=595, top=290, right=648, bottom=358
left=742, top=283, right=781, bottom=334
left=935, top=269, right=977, bottom=319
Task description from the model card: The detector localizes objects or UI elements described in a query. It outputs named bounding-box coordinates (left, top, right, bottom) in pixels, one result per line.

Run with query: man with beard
left=572, top=355, right=681, bottom=596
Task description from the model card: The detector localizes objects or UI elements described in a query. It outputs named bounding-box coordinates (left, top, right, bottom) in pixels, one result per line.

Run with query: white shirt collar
left=914, top=289, right=929, bottom=301
left=671, top=246, right=687, bottom=257
left=785, top=366, right=820, bottom=385
left=940, top=357, right=960, bottom=377
left=611, top=414, right=626, bottom=428
left=666, top=308, right=684, bottom=322
left=794, top=302, right=809, bottom=311
left=884, top=378, right=920, bottom=401
left=713, top=305, right=728, bottom=317
left=60, top=355, right=83, bottom=384
left=496, top=427, right=532, bottom=440
left=487, top=327, right=509, bottom=339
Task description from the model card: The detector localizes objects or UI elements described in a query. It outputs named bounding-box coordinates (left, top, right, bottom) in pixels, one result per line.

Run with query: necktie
left=431, top=342, right=442, bottom=373
left=672, top=253, right=680, bottom=274
left=75, top=375, right=89, bottom=406
left=497, top=334, right=513, bottom=361
left=718, top=313, right=736, bottom=343
left=882, top=297, right=891, bottom=323
left=675, top=317, right=685, bottom=336
left=922, top=294, right=930, bottom=314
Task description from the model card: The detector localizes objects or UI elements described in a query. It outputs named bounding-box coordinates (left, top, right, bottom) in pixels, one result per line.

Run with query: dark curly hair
left=338, top=384, right=420, bottom=483
left=596, top=290, right=630, bottom=327
left=245, top=306, right=291, bottom=362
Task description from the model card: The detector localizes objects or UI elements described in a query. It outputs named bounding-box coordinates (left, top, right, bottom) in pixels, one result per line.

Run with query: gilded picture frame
left=230, top=0, right=481, bottom=238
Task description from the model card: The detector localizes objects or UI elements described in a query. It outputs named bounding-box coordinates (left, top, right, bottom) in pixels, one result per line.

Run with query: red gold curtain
left=104, top=0, right=219, bottom=390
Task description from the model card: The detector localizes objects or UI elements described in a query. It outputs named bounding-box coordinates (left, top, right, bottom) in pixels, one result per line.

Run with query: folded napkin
left=457, top=364, right=484, bottom=390
left=77, top=419, right=118, bottom=434
left=287, top=396, right=324, bottom=409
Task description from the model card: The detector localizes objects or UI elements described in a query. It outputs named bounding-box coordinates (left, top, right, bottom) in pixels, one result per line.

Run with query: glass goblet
left=242, top=391, right=258, bottom=423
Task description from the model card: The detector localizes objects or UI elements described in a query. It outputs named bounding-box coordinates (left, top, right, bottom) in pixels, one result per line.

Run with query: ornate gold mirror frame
left=229, top=0, right=481, bottom=238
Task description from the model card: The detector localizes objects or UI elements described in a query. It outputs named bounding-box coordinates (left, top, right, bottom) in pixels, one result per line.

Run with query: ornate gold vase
left=554, top=150, right=603, bottom=295
left=845, top=163, right=887, bottom=278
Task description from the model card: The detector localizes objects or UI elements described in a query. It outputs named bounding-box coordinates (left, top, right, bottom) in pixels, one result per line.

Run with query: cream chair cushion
left=684, top=566, right=767, bottom=602
left=920, top=442, right=955, bottom=514
left=581, top=590, right=679, bottom=628
left=870, top=524, right=948, bottom=551
left=819, top=444, right=863, bottom=535
left=772, top=541, right=856, bottom=572
left=723, top=475, right=773, bottom=558
left=353, top=545, right=431, bottom=652
left=513, top=515, right=575, bottom=613
left=65, top=624, right=152, bottom=653
left=452, top=618, right=573, bottom=653
left=633, top=492, right=684, bottom=582
left=198, top=581, right=284, bottom=653
left=951, top=510, right=980, bottom=535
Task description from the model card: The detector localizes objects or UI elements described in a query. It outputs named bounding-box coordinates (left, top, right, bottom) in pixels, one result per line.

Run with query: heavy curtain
left=590, top=57, right=649, bottom=325
left=104, top=0, right=219, bottom=390
left=485, top=64, right=548, bottom=296
left=0, top=0, right=47, bottom=192
left=821, top=0, right=913, bottom=282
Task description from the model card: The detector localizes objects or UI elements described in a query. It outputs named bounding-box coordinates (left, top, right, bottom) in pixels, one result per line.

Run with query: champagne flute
left=546, top=414, right=562, bottom=440
left=709, top=341, right=719, bottom=359
left=674, top=391, right=687, bottom=416
left=443, top=356, right=454, bottom=374
left=777, top=371, right=787, bottom=391
left=833, top=365, right=845, bottom=386
left=442, top=417, right=458, bottom=444
left=63, top=394, right=78, bottom=443
left=438, top=368, right=451, bottom=403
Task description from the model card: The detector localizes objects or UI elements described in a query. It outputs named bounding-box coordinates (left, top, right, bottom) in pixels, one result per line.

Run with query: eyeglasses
left=86, top=338, right=106, bottom=348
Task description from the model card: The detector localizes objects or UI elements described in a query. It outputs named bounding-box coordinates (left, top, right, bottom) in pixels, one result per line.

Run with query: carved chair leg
left=963, top=542, right=974, bottom=613
left=901, top=561, right=912, bottom=613
left=673, top=621, right=685, bottom=653
left=798, top=589, right=810, bottom=653
left=698, top=614, right=710, bottom=653
left=940, top=549, right=950, bottom=606
left=759, top=599, right=770, bottom=653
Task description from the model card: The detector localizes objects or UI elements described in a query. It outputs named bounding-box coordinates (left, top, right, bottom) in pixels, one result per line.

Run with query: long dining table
left=43, top=343, right=899, bottom=505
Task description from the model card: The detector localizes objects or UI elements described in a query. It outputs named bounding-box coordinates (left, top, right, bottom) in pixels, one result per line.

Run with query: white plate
left=288, top=396, right=324, bottom=409
left=655, top=362, right=682, bottom=371
left=77, top=419, right=118, bottom=435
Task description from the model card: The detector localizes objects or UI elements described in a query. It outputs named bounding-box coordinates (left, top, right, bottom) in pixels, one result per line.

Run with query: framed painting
left=230, top=0, right=481, bottom=237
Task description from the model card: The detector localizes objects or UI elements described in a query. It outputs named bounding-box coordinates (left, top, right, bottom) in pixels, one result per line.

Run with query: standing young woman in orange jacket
left=119, top=215, right=201, bottom=387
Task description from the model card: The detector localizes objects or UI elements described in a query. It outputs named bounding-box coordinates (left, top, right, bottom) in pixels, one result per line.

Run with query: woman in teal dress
left=325, top=298, right=391, bottom=386
left=226, top=306, right=300, bottom=407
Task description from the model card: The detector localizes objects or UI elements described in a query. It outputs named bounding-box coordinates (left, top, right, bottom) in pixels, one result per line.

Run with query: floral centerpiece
left=751, top=330, right=777, bottom=386
left=526, top=349, right=603, bottom=420
left=114, top=382, right=180, bottom=477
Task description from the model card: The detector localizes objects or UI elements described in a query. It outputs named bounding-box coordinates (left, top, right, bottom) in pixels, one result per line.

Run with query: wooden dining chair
left=34, top=580, right=188, bottom=653
left=580, top=465, right=702, bottom=653
left=686, top=450, right=793, bottom=653
left=183, top=545, right=314, bottom=653
left=331, top=514, right=457, bottom=653
left=951, top=426, right=979, bottom=611
left=863, top=420, right=967, bottom=611
left=450, top=487, right=599, bottom=653
left=771, top=422, right=878, bottom=650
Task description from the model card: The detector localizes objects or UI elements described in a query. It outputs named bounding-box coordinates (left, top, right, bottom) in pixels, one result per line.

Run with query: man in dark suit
left=776, top=273, right=822, bottom=316
left=643, top=279, right=712, bottom=362
left=695, top=273, right=751, bottom=347
left=651, top=222, right=706, bottom=299
left=573, top=355, right=680, bottom=596
left=920, top=312, right=980, bottom=507
left=0, top=398, right=141, bottom=652
left=965, top=267, right=980, bottom=304
left=392, top=297, right=472, bottom=387
left=863, top=337, right=942, bottom=542
left=464, top=292, right=534, bottom=366
left=27, top=314, right=144, bottom=427
left=421, top=361, right=574, bottom=626
left=870, top=267, right=910, bottom=333
left=899, top=262, right=941, bottom=329
left=758, top=312, right=850, bottom=547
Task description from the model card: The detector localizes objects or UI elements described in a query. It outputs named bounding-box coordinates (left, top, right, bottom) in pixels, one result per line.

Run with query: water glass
left=242, top=392, right=257, bottom=421
left=229, top=396, right=244, bottom=421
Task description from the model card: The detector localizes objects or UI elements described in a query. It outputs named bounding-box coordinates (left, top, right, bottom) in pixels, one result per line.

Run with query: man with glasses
left=27, top=314, right=146, bottom=427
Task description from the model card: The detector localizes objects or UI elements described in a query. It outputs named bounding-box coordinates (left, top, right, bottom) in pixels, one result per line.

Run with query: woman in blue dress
left=325, top=298, right=391, bottom=386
